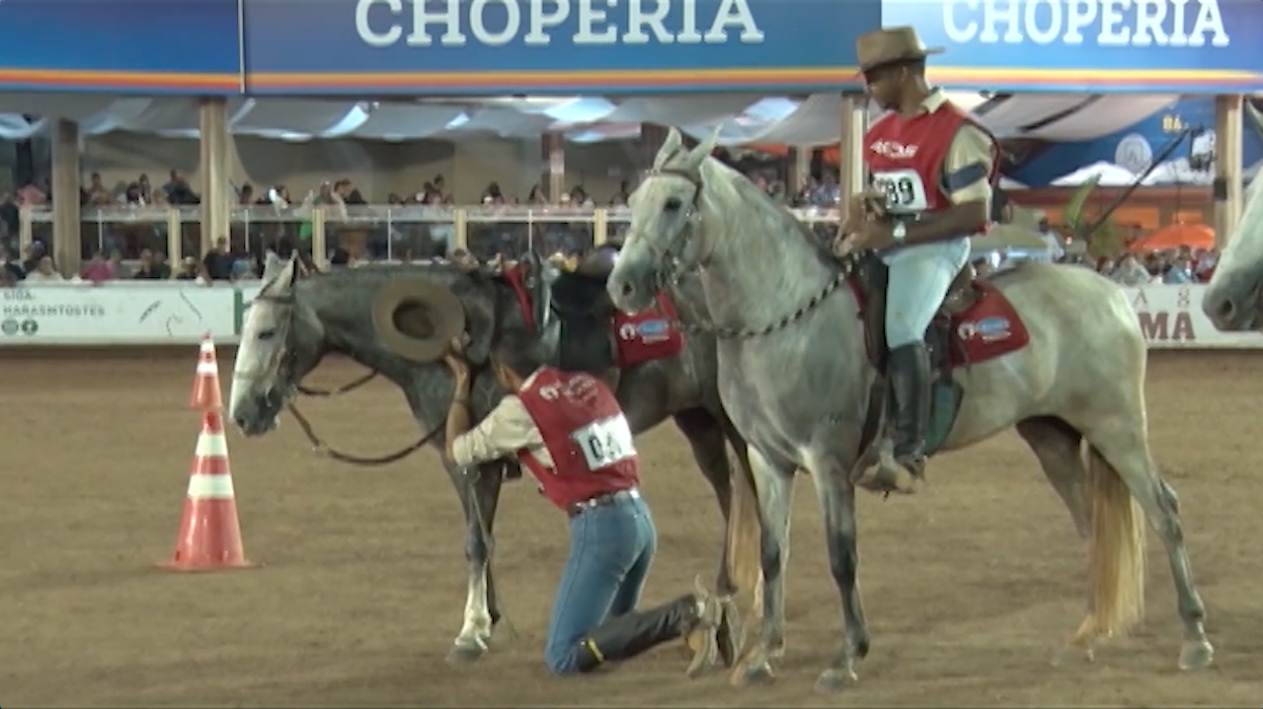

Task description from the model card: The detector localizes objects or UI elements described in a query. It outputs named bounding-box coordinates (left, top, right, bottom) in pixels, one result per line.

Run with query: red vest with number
left=863, top=100, right=998, bottom=216
left=515, top=367, right=640, bottom=511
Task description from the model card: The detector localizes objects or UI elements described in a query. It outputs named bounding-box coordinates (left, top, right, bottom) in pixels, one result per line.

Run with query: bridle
left=242, top=290, right=446, bottom=466
left=637, top=166, right=850, bottom=340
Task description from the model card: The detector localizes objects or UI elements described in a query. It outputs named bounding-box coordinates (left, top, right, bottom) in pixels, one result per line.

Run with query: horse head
left=1203, top=178, right=1263, bottom=330
left=229, top=252, right=328, bottom=436
left=608, top=126, right=721, bottom=314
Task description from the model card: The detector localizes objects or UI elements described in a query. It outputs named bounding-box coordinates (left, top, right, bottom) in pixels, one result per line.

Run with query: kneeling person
left=443, top=330, right=732, bottom=676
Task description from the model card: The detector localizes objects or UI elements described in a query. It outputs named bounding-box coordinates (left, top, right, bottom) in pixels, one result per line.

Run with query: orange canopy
left=1131, top=222, right=1216, bottom=251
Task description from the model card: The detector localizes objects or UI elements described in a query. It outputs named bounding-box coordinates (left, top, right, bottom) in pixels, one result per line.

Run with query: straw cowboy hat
left=856, top=26, right=944, bottom=73
left=372, top=275, right=468, bottom=363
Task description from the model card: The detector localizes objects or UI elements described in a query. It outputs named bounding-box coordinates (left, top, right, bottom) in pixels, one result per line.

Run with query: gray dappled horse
left=227, top=252, right=761, bottom=662
left=606, top=127, right=1213, bottom=690
left=1202, top=178, right=1263, bottom=330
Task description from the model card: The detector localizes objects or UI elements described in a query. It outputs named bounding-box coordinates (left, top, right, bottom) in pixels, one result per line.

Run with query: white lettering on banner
left=0, top=286, right=242, bottom=346
left=572, top=415, right=637, bottom=470
left=354, top=0, right=765, bottom=49
left=943, top=0, right=1230, bottom=48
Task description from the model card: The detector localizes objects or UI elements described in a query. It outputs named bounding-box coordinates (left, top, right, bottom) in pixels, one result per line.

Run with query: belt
left=567, top=488, right=640, bottom=518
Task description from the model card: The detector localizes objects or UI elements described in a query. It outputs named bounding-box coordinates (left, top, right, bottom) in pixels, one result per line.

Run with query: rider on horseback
left=840, top=26, right=1000, bottom=494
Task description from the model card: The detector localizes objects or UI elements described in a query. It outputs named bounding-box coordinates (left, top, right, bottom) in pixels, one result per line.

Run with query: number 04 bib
left=571, top=415, right=637, bottom=471
left=872, top=169, right=929, bottom=214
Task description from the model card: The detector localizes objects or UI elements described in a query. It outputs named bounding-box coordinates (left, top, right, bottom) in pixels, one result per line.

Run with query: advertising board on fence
left=0, top=285, right=244, bottom=346
left=1, top=282, right=1260, bottom=350
left=1122, top=284, right=1262, bottom=349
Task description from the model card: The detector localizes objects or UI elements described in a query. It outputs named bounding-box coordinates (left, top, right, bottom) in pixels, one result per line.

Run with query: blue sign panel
left=242, top=0, right=880, bottom=95
left=882, top=0, right=1263, bottom=93
left=0, top=0, right=241, bottom=93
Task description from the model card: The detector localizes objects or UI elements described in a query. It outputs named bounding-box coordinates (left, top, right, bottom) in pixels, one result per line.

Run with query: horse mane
left=665, top=149, right=840, bottom=273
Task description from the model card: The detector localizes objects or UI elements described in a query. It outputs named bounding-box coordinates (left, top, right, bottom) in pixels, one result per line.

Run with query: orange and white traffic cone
left=189, top=333, right=224, bottom=412
left=162, top=410, right=254, bottom=571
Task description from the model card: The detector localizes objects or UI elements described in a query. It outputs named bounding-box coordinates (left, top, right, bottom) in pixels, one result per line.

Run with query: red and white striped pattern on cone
left=163, top=410, right=253, bottom=571
left=189, top=333, right=224, bottom=412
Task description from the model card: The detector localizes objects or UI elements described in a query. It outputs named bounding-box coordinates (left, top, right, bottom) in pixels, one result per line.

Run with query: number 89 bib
left=571, top=415, right=637, bottom=471
left=872, top=169, right=929, bottom=214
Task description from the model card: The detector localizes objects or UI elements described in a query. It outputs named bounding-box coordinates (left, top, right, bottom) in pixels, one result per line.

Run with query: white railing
left=17, top=204, right=842, bottom=267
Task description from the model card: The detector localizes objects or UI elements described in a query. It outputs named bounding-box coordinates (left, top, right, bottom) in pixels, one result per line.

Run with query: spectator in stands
left=133, top=249, right=165, bottom=280
left=1163, top=252, right=1196, bottom=284
left=1034, top=212, right=1064, bottom=262
left=0, top=193, right=18, bottom=239
left=108, top=249, right=131, bottom=279
left=611, top=179, right=631, bottom=206
left=21, top=241, right=44, bottom=274
left=153, top=251, right=172, bottom=278
left=25, top=256, right=63, bottom=284
left=425, top=192, right=455, bottom=255
left=175, top=256, right=202, bottom=281
left=84, top=172, right=113, bottom=206
left=164, top=170, right=200, bottom=205
left=137, top=174, right=152, bottom=204
left=1, top=247, right=25, bottom=281
left=482, top=182, right=504, bottom=203
left=81, top=251, right=116, bottom=283
left=335, top=179, right=366, bottom=205
left=1111, top=253, right=1152, bottom=286
left=203, top=236, right=234, bottom=281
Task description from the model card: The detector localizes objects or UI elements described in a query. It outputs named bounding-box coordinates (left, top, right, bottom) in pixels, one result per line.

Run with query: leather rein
left=254, top=289, right=447, bottom=467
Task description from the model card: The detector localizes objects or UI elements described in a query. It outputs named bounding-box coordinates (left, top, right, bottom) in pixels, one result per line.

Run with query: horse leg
left=446, top=462, right=504, bottom=663
left=803, top=463, right=869, bottom=693
left=721, top=421, right=773, bottom=651
left=731, top=447, right=795, bottom=687
left=1015, top=417, right=1090, bottom=539
left=672, top=408, right=739, bottom=597
left=1082, top=428, right=1212, bottom=671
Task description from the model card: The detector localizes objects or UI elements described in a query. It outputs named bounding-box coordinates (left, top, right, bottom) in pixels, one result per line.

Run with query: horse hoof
left=814, top=668, right=858, bottom=694
left=731, top=661, right=775, bottom=687
left=446, top=642, right=487, bottom=664
left=1178, top=640, right=1214, bottom=671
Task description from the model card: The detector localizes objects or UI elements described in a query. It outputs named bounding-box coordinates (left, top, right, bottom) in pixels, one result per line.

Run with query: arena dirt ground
left=3, top=349, right=1263, bottom=707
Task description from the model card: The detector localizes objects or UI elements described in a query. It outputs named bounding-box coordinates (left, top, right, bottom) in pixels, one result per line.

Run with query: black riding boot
left=858, top=342, right=931, bottom=494
left=887, top=342, right=932, bottom=469
left=573, top=591, right=724, bottom=677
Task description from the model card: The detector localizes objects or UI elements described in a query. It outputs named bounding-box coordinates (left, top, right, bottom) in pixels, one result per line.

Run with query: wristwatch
left=892, top=221, right=908, bottom=243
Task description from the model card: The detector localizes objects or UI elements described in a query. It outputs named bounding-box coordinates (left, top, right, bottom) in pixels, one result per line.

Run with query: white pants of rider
left=882, top=237, right=971, bottom=349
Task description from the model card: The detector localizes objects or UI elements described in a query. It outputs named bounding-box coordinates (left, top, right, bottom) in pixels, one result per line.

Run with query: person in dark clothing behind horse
left=441, top=330, right=735, bottom=676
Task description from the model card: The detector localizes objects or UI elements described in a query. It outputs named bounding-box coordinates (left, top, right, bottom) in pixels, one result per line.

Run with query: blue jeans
left=544, top=493, right=657, bottom=674
left=882, top=237, right=971, bottom=348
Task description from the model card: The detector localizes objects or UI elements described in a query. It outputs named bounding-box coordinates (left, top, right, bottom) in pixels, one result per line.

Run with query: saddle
left=847, top=251, right=1029, bottom=460
left=849, top=252, right=979, bottom=377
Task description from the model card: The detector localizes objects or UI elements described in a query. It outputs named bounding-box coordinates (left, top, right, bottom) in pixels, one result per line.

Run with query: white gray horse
left=1201, top=178, right=1263, bottom=330
left=226, top=252, right=761, bottom=664
left=606, top=127, right=1213, bottom=690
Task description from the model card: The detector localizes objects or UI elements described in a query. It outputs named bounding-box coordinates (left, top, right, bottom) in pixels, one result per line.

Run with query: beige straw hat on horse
left=855, top=26, right=944, bottom=73
left=371, top=275, right=468, bottom=363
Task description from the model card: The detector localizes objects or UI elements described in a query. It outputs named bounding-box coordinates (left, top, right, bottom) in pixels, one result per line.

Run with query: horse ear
left=264, top=254, right=297, bottom=296
left=682, top=125, right=721, bottom=173
left=261, top=250, right=283, bottom=280
left=653, top=127, right=684, bottom=170
left=449, top=276, right=496, bottom=366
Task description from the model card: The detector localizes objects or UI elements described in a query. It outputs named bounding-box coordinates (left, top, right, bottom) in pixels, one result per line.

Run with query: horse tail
left=1080, top=444, right=1147, bottom=641
left=725, top=442, right=763, bottom=605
